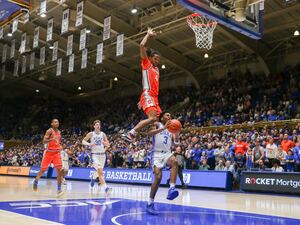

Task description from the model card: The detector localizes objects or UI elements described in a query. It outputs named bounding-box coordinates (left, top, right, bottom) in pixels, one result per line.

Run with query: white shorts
left=61, top=150, right=69, bottom=171
left=92, top=153, right=106, bottom=170
left=152, top=151, right=173, bottom=169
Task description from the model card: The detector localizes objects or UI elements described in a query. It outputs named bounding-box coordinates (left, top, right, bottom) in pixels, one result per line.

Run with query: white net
left=187, top=13, right=217, bottom=50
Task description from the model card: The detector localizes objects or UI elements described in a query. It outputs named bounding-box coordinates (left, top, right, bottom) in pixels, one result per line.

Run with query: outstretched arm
left=140, top=27, right=156, bottom=59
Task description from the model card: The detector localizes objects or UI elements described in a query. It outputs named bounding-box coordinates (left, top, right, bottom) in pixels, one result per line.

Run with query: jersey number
left=163, top=136, right=168, bottom=144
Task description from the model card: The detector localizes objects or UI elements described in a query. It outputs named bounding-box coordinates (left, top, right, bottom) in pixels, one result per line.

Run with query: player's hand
left=90, top=143, right=96, bottom=148
left=147, top=27, right=157, bottom=37
left=164, top=120, right=172, bottom=129
left=102, top=140, right=110, bottom=148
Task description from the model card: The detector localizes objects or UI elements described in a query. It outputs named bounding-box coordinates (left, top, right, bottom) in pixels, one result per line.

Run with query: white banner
left=20, top=33, right=26, bottom=54
left=1, top=65, right=5, bottom=81
left=79, top=28, right=86, bottom=51
left=30, top=51, right=35, bottom=70
left=68, top=54, right=74, bottom=73
left=13, top=59, right=19, bottom=77
left=116, top=33, right=124, bottom=56
left=96, top=43, right=103, bottom=64
left=21, top=55, right=26, bottom=74
left=81, top=48, right=87, bottom=69
left=2, top=44, right=7, bottom=63
left=56, top=58, right=62, bottom=76
left=10, top=39, right=15, bottom=58
left=67, top=34, right=73, bottom=56
left=40, top=0, right=47, bottom=15
left=103, top=16, right=111, bottom=41
left=12, top=19, right=18, bottom=34
left=40, top=46, right=45, bottom=65
left=52, top=41, right=58, bottom=61
left=0, top=28, right=3, bottom=39
left=46, top=18, right=53, bottom=42
left=75, top=1, right=84, bottom=27
left=61, top=8, right=69, bottom=34
left=33, top=26, right=39, bottom=48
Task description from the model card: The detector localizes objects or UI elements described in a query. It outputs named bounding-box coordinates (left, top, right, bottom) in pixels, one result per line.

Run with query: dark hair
left=159, top=112, right=170, bottom=122
left=51, top=118, right=58, bottom=123
left=146, top=48, right=159, bottom=58
left=93, top=120, right=101, bottom=126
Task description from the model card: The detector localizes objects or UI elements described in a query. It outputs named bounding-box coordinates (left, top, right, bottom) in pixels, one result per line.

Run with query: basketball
left=167, top=119, right=182, bottom=134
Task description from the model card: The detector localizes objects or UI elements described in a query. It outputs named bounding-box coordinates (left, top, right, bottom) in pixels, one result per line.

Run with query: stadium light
left=7, top=33, right=12, bottom=37
left=294, top=30, right=300, bottom=36
left=49, top=46, right=54, bottom=49
left=40, top=13, right=46, bottom=18
left=204, top=53, right=209, bottom=58
left=78, top=86, right=82, bottom=90
left=35, top=89, right=40, bottom=93
left=131, top=8, right=138, bottom=14
left=161, top=64, right=166, bottom=69
left=86, top=29, right=91, bottom=34
left=114, top=77, right=118, bottom=81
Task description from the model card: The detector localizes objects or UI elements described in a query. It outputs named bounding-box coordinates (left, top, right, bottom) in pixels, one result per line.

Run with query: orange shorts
left=140, top=93, right=162, bottom=117
left=41, top=151, right=62, bottom=170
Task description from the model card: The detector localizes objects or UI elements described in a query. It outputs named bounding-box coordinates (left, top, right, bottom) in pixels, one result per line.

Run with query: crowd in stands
left=1, top=64, right=300, bottom=141
left=1, top=65, right=300, bottom=178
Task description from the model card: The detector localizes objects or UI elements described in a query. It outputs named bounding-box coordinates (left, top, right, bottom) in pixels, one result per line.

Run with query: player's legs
left=166, top=155, right=179, bottom=200
left=53, top=152, right=64, bottom=194
left=167, top=155, right=178, bottom=186
left=133, top=109, right=158, bottom=132
left=146, top=166, right=162, bottom=215
left=33, top=152, right=52, bottom=191
left=149, top=166, right=162, bottom=200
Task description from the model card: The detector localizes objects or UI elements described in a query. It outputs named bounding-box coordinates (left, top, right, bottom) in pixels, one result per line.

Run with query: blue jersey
left=246, top=152, right=253, bottom=169
left=285, top=155, right=295, bottom=171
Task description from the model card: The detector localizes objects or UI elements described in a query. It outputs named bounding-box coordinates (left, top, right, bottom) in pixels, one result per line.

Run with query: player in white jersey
left=82, top=120, right=111, bottom=192
left=146, top=112, right=180, bottom=215
left=61, top=144, right=72, bottom=185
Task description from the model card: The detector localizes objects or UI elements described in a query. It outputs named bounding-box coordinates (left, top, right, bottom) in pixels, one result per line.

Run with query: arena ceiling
left=0, top=0, right=299, bottom=101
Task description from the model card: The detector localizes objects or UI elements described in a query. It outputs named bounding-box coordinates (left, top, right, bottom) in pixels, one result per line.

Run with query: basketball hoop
left=187, top=13, right=217, bottom=50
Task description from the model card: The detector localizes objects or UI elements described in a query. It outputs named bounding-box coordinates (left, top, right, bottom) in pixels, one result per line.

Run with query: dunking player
left=33, top=119, right=64, bottom=195
left=123, top=27, right=161, bottom=142
left=146, top=112, right=180, bottom=215
left=82, top=120, right=111, bottom=192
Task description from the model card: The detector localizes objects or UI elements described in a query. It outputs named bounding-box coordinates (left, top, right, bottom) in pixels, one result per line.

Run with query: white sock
left=148, top=198, right=154, bottom=205
left=170, top=183, right=175, bottom=189
left=129, top=129, right=137, bottom=136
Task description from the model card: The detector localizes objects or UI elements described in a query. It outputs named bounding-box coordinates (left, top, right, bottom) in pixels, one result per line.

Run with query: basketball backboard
left=178, top=0, right=264, bottom=39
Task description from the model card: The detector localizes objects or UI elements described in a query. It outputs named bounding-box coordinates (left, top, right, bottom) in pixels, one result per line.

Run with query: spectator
left=234, top=135, right=249, bottom=155
left=252, top=139, right=264, bottom=168
left=277, top=145, right=287, bottom=169
left=245, top=148, right=254, bottom=171
left=257, top=159, right=266, bottom=171
left=265, top=137, right=278, bottom=168
left=271, top=159, right=284, bottom=172
left=281, top=133, right=295, bottom=153
left=215, top=160, right=225, bottom=171
left=199, top=159, right=210, bottom=171
left=285, top=149, right=295, bottom=172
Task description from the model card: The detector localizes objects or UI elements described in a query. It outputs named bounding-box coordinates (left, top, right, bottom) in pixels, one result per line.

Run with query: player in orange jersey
left=123, top=27, right=162, bottom=142
left=33, top=119, right=64, bottom=195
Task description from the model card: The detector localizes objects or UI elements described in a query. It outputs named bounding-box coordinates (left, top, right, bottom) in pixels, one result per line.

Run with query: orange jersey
left=141, top=57, right=159, bottom=97
left=47, top=128, right=61, bottom=151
